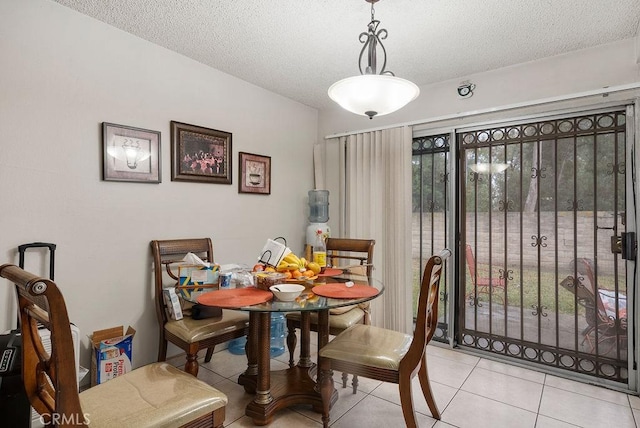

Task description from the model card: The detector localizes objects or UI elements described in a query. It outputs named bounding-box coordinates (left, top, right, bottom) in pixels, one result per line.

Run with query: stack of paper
left=258, top=239, right=292, bottom=267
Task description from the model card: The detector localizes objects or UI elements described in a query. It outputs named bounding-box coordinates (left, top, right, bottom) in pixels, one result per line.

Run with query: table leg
left=317, top=309, right=330, bottom=349
left=298, top=311, right=312, bottom=368
left=286, top=319, right=297, bottom=368
left=241, top=309, right=338, bottom=425
left=244, top=312, right=275, bottom=425
left=254, top=312, right=272, bottom=406
left=238, top=312, right=259, bottom=394
left=317, top=308, right=335, bottom=427
left=246, top=312, right=259, bottom=376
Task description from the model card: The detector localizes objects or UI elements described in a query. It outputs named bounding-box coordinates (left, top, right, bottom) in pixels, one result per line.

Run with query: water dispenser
left=306, top=190, right=330, bottom=247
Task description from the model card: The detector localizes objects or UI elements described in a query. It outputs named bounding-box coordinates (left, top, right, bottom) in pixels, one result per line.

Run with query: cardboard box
left=163, top=288, right=183, bottom=320
left=90, top=326, right=135, bottom=386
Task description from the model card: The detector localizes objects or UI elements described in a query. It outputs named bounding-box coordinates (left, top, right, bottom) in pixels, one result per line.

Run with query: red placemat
left=317, top=268, right=343, bottom=277
left=197, top=288, right=273, bottom=308
left=312, top=283, right=379, bottom=299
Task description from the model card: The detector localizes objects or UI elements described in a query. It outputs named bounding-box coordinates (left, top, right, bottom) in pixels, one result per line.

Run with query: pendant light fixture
left=328, top=0, right=420, bottom=119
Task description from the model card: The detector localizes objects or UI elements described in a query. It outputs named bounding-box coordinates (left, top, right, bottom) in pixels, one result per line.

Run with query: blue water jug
left=270, top=313, right=286, bottom=358
left=227, top=336, right=246, bottom=355
left=227, top=313, right=286, bottom=357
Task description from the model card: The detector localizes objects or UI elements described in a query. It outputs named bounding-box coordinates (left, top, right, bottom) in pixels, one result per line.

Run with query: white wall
left=0, top=0, right=317, bottom=375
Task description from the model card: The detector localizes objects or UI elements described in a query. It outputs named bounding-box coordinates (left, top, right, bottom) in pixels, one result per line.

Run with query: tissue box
left=177, top=264, right=219, bottom=301
left=163, top=288, right=183, bottom=320
left=178, top=264, right=219, bottom=285
left=90, top=326, right=135, bottom=386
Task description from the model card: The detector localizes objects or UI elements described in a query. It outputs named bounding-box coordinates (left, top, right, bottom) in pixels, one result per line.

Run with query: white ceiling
left=54, top=0, right=640, bottom=112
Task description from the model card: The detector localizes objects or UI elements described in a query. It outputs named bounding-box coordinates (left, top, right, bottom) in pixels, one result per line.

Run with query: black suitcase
left=0, top=331, right=29, bottom=427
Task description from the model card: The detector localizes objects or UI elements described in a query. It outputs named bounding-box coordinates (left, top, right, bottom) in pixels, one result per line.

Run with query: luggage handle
left=18, top=242, right=56, bottom=280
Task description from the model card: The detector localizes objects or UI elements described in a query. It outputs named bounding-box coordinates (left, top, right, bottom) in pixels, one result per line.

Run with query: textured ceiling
left=54, top=0, right=640, bottom=112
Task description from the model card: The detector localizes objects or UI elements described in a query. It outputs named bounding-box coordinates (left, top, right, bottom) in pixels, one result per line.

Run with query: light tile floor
left=167, top=335, right=639, bottom=428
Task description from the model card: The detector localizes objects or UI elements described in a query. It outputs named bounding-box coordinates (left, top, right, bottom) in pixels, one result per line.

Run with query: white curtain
left=322, top=126, right=413, bottom=333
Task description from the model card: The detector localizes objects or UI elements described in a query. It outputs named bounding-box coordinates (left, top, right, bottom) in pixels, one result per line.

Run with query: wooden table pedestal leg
left=239, top=310, right=338, bottom=425
left=245, top=312, right=274, bottom=425
left=317, top=309, right=337, bottom=419
left=298, top=311, right=312, bottom=368
left=253, top=312, right=272, bottom=405
left=238, top=312, right=259, bottom=393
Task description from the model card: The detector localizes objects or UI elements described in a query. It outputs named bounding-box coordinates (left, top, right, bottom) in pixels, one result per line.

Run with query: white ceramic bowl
left=269, top=283, right=305, bottom=301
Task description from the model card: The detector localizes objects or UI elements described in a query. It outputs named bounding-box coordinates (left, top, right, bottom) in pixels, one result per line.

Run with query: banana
left=283, top=253, right=300, bottom=265
left=282, top=252, right=309, bottom=271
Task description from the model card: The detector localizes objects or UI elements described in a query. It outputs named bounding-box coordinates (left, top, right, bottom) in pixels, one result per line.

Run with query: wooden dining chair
left=286, top=238, right=375, bottom=392
left=465, top=244, right=506, bottom=301
left=0, top=263, right=228, bottom=428
left=151, top=238, right=249, bottom=376
left=318, top=249, right=450, bottom=428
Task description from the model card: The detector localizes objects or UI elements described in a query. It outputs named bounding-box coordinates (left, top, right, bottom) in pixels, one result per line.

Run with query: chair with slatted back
left=560, top=258, right=627, bottom=355
left=151, top=238, right=249, bottom=376
left=465, top=244, right=506, bottom=302
left=286, top=237, right=375, bottom=393
left=0, top=263, right=228, bottom=428
left=318, top=249, right=450, bottom=428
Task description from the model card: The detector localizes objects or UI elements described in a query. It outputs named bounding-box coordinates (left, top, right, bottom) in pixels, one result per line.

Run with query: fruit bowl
left=286, top=275, right=318, bottom=282
left=269, top=283, right=305, bottom=301
left=252, top=272, right=287, bottom=290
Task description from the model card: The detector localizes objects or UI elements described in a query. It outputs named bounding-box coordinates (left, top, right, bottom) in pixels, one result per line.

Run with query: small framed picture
left=239, top=152, right=271, bottom=195
left=102, top=122, right=161, bottom=183
left=171, top=121, right=232, bottom=184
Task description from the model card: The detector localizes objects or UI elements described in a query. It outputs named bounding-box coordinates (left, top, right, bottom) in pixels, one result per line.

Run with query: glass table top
left=196, top=273, right=384, bottom=313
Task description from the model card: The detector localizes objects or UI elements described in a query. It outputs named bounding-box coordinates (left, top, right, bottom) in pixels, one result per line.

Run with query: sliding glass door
left=412, top=106, right=633, bottom=385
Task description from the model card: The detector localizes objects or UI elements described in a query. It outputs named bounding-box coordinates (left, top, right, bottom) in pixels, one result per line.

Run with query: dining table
left=196, top=270, right=384, bottom=426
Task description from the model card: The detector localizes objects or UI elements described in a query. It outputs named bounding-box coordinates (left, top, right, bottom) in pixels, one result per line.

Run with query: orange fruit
left=291, top=270, right=303, bottom=278
left=302, top=270, right=314, bottom=278
left=283, top=271, right=292, bottom=279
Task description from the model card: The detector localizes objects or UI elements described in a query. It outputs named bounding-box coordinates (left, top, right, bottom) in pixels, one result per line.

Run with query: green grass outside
left=411, top=259, right=619, bottom=319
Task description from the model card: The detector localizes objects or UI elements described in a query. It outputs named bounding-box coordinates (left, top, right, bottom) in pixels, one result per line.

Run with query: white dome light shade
left=469, top=163, right=510, bottom=174
left=328, top=74, right=420, bottom=119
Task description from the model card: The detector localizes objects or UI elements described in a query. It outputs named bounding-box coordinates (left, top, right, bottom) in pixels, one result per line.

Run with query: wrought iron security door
left=412, top=133, right=450, bottom=342
left=458, top=109, right=630, bottom=383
